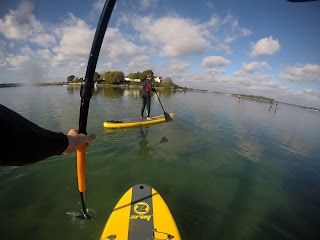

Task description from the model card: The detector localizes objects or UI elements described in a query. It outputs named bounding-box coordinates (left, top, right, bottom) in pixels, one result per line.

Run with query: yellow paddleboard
left=100, top=184, right=181, bottom=240
left=103, top=113, right=174, bottom=129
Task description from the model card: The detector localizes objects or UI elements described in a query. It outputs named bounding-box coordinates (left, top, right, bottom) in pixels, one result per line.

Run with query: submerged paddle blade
left=164, top=111, right=172, bottom=122
left=75, top=212, right=96, bottom=220
left=160, top=136, right=168, bottom=143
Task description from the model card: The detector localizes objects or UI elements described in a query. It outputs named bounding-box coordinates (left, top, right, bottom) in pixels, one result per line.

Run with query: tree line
left=67, top=69, right=179, bottom=89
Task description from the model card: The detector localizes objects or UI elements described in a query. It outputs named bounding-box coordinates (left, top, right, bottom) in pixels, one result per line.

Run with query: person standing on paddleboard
left=141, top=73, right=156, bottom=120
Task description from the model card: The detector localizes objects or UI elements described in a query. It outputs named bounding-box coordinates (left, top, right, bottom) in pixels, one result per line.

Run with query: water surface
left=0, top=86, right=319, bottom=239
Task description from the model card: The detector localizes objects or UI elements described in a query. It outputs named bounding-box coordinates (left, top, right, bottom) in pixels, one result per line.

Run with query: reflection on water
left=103, top=126, right=169, bottom=160
left=0, top=86, right=319, bottom=240
left=96, top=86, right=125, bottom=98
left=236, top=140, right=263, bottom=162
left=268, top=105, right=279, bottom=116
left=137, top=127, right=169, bottom=160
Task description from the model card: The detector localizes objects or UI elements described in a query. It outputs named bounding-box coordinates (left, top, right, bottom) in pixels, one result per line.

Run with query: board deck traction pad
left=101, top=184, right=178, bottom=240
left=129, top=184, right=154, bottom=239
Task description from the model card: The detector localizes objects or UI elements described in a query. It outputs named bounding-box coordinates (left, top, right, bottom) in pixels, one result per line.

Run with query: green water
left=0, top=85, right=319, bottom=239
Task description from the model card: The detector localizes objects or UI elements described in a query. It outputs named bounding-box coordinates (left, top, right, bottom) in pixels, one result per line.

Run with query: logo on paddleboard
left=131, top=202, right=152, bottom=221
left=134, top=202, right=150, bottom=215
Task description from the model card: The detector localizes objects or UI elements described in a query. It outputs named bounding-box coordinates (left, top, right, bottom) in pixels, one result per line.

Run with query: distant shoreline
left=0, top=82, right=67, bottom=88
left=0, top=83, right=26, bottom=88
left=1, top=82, right=318, bottom=112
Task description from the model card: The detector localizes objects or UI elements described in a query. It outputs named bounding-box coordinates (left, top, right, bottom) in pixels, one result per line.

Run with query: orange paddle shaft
left=77, top=143, right=87, bottom=193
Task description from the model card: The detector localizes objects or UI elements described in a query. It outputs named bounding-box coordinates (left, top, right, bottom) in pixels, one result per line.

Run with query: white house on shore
left=154, top=76, right=162, bottom=83
left=124, top=76, right=162, bottom=83
left=125, top=77, right=141, bottom=82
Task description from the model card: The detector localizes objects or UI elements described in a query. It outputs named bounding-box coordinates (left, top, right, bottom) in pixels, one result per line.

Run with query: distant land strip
left=0, top=82, right=68, bottom=88
left=1, top=82, right=319, bottom=112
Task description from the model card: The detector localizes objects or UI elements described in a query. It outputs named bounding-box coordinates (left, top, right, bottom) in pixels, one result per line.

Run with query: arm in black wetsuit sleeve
left=0, top=104, right=68, bottom=166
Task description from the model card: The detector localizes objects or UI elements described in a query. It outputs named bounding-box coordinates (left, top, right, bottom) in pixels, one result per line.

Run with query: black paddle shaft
left=154, top=91, right=172, bottom=122
left=79, top=0, right=117, bottom=134
left=155, top=91, right=165, bottom=112
left=76, top=0, right=117, bottom=220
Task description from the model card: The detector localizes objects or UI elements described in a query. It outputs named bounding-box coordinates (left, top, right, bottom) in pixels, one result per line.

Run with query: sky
left=0, top=0, right=319, bottom=108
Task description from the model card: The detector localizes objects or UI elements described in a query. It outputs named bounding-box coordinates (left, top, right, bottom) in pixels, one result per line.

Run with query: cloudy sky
left=0, top=0, right=319, bottom=108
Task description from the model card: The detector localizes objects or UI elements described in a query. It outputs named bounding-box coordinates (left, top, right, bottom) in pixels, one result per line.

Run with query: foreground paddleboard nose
left=100, top=184, right=181, bottom=240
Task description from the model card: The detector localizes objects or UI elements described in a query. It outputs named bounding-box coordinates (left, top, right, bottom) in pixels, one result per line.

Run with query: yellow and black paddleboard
left=103, top=113, right=174, bottom=129
left=100, top=184, right=181, bottom=240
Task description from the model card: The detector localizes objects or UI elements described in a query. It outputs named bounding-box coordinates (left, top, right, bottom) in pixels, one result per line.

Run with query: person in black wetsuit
left=141, top=73, right=156, bottom=120
left=0, top=104, right=96, bottom=166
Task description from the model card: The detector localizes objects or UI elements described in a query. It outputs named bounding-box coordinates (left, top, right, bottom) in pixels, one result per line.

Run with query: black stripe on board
left=128, top=184, right=154, bottom=239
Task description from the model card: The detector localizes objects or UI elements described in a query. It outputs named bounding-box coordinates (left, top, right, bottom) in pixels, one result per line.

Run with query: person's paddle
left=76, top=0, right=116, bottom=220
left=153, top=90, right=172, bottom=122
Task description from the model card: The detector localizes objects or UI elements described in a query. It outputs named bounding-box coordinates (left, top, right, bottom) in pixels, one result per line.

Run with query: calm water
left=0, top=85, right=320, bottom=240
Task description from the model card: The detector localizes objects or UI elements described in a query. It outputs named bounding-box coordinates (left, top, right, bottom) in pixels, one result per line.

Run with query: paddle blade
left=75, top=211, right=96, bottom=220
left=164, top=111, right=172, bottom=122
left=75, top=215, right=95, bottom=220
left=160, top=136, right=168, bottom=143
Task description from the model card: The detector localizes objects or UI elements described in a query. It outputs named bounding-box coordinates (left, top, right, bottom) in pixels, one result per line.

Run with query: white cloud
left=102, top=28, right=144, bottom=60
left=0, top=40, right=8, bottom=68
left=250, top=36, right=280, bottom=57
left=0, top=50, right=7, bottom=67
left=53, top=14, right=94, bottom=60
left=204, top=1, right=214, bottom=9
left=36, top=49, right=54, bottom=61
left=202, top=56, right=231, bottom=68
left=20, top=46, right=34, bottom=56
left=166, top=59, right=192, bottom=72
left=234, top=62, right=271, bottom=76
left=205, top=15, right=220, bottom=30
left=128, top=60, right=153, bottom=74
left=301, top=89, right=319, bottom=106
left=117, top=11, right=251, bottom=59
left=140, top=0, right=159, bottom=10
left=243, top=61, right=271, bottom=73
left=30, top=34, right=56, bottom=48
left=132, top=16, right=210, bottom=58
left=92, top=0, right=106, bottom=13
left=0, top=1, right=42, bottom=41
left=303, top=88, right=316, bottom=94
left=0, top=60, right=7, bottom=68
left=202, top=13, right=252, bottom=53
left=280, top=64, right=320, bottom=82
left=6, top=54, right=31, bottom=68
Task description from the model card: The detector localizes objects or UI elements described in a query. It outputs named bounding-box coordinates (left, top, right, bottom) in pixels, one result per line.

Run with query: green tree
left=162, top=77, right=177, bottom=89
left=67, top=75, right=75, bottom=83
left=103, top=71, right=125, bottom=84
left=163, top=77, right=173, bottom=84
left=128, top=72, right=140, bottom=80
left=141, top=70, right=153, bottom=81
left=93, top=72, right=100, bottom=82
left=128, top=70, right=154, bottom=82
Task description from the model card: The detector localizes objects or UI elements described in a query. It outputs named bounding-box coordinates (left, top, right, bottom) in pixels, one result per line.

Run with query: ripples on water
left=0, top=86, right=319, bottom=239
